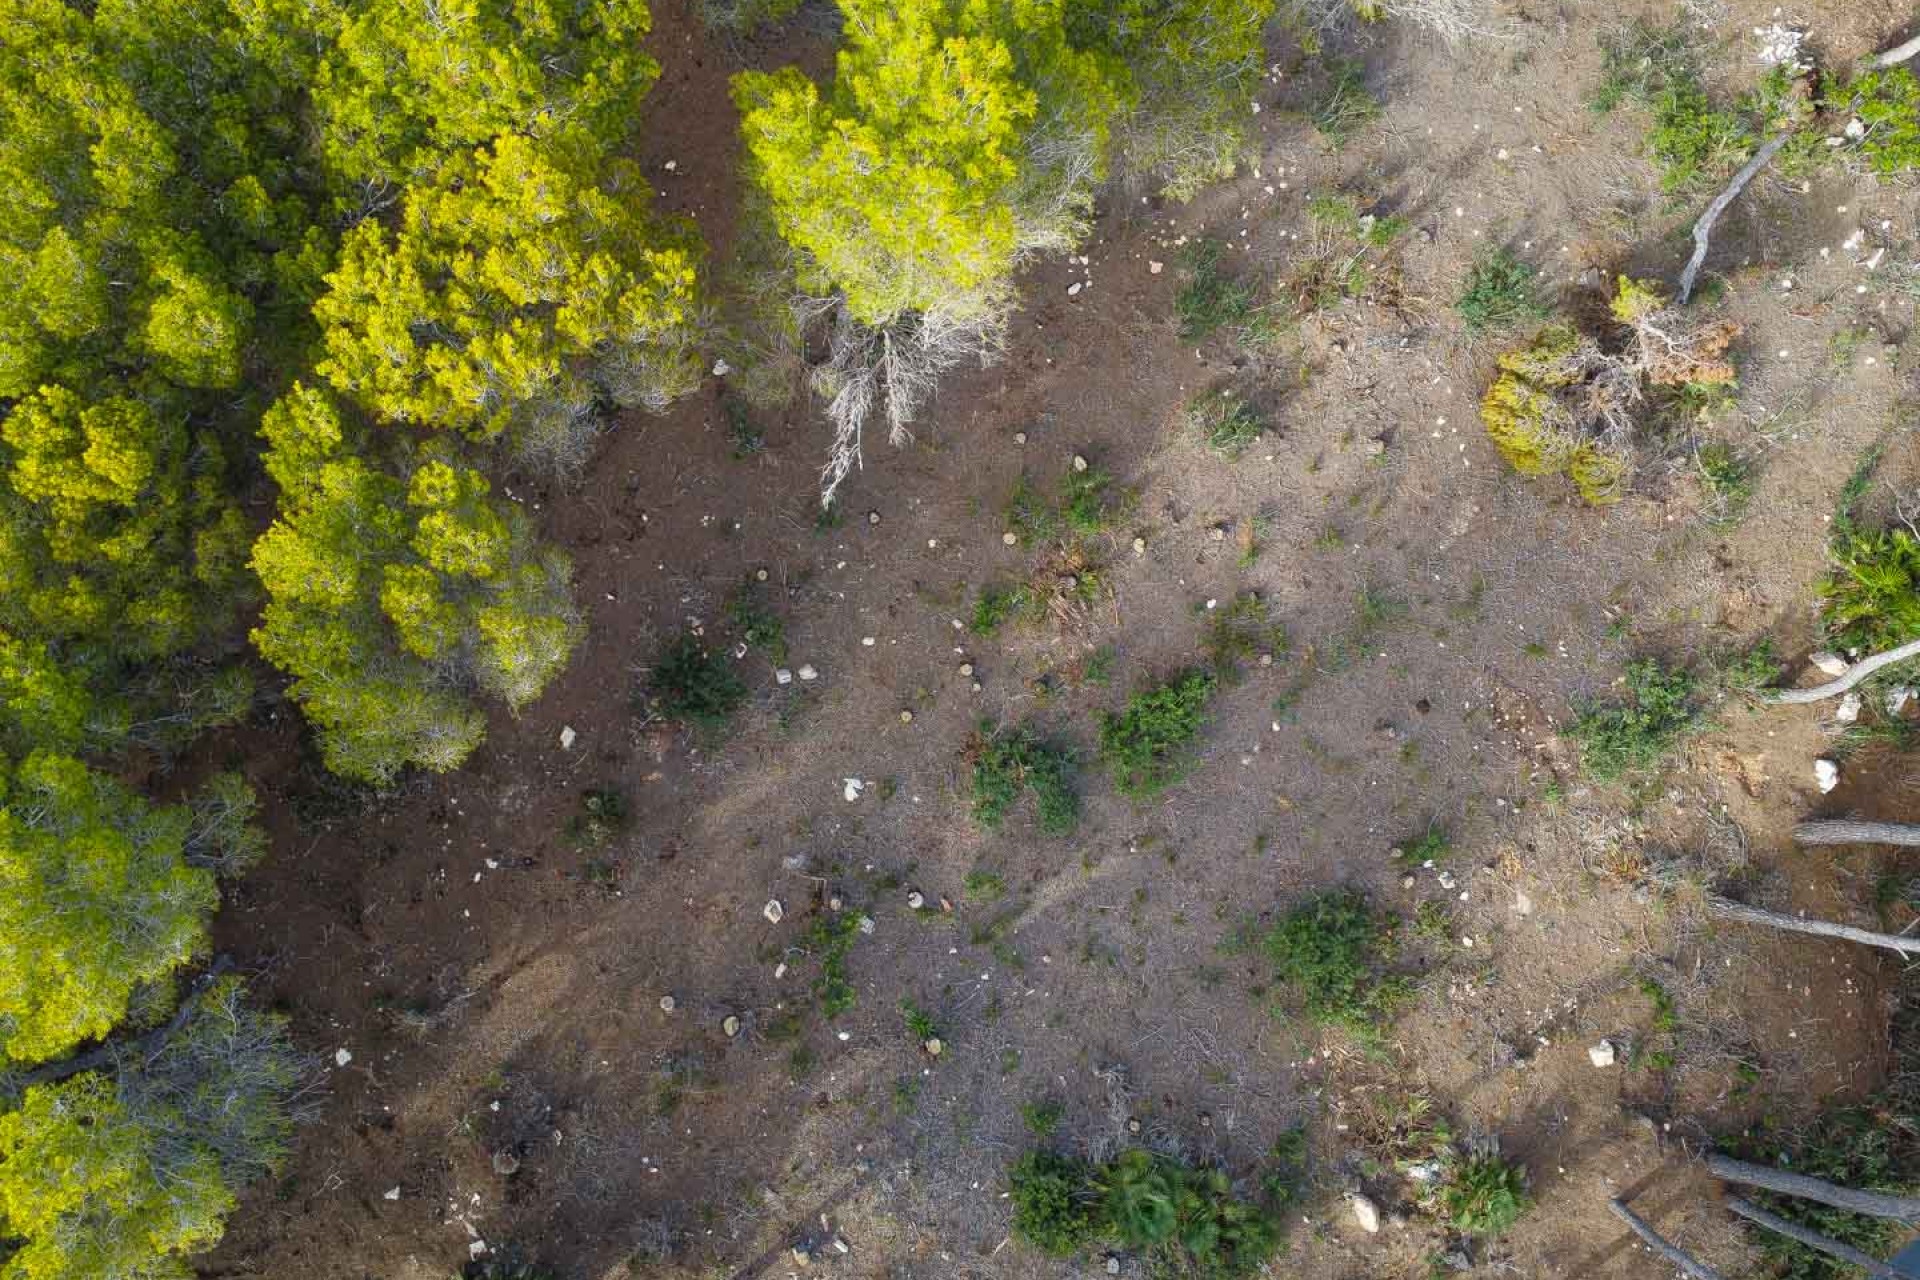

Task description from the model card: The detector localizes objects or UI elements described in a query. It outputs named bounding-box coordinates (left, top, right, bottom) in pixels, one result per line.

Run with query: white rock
left=711, top=358, right=730, bottom=377
left=764, top=899, right=785, bottom=924
left=659, top=994, right=676, bottom=1012
left=1512, top=890, right=1534, bottom=916
left=798, top=664, right=819, bottom=681
left=1067, top=282, right=1084, bottom=296
left=722, top=1014, right=741, bottom=1037
left=1811, top=651, right=1851, bottom=677
left=1351, top=1194, right=1382, bottom=1233
left=858, top=915, right=875, bottom=935
left=384, top=1186, right=401, bottom=1201
left=907, top=890, right=926, bottom=910
left=1836, top=691, right=1863, bottom=724
left=1888, top=686, right=1915, bottom=715
left=843, top=778, right=865, bottom=802
left=1148, top=261, right=1164, bottom=274
left=559, top=725, right=577, bottom=750
left=776, top=668, right=794, bottom=685
left=334, top=1047, right=353, bottom=1068
left=1815, top=758, right=1841, bottom=793
left=1588, top=1039, right=1617, bottom=1068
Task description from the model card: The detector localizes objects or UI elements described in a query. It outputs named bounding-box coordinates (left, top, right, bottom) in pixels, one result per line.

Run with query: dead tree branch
left=1876, top=33, right=1920, bottom=67
left=14, top=955, right=236, bottom=1090
left=1725, top=1196, right=1912, bottom=1278
left=1608, top=1198, right=1726, bottom=1280
left=1709, top=1154, right=1920, bottom=1223
left=1678, top=135, right=1790, bottom=304
left=1795, top=820, right=1920, bottom=848
left=1707, top=897, right=1920, bottom=957
left=1770, top=638, right=1920, bottom=704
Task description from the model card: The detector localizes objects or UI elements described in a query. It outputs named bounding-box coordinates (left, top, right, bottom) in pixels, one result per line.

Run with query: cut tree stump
left=1709, top=1154, right=1920, bottom=1223
left=1608, top=1198, right=1725, bottom=1280
left=1795, top=820, right=1920, bottom=849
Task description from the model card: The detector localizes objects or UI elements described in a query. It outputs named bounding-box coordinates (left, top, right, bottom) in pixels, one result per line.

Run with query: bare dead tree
left=1725, top=1197, right=1912, bottom=1279
left=1795, top=820, right=1920, bottom=848
left=1707, top=897, right=1920, bottom=957
left=1770, top=639, right=1920, bottom=704
left=1709, top=1154, right=1920, bottom=1223
left=1608, top=1198, right=1725, bottom=1280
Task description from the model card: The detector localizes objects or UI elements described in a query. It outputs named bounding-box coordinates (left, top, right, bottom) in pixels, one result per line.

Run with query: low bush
left=1188, top=390, right=1265, bottom=457
left=565, top=787, right=630, bottom=847
left=969, top=722, right=1079, bottom=835
left=1098, top=669, right=1217, bottom=797
left=1176, top=239, right=1257, bottom=342
left=647, top=636, right=748, bottom=731
left=1009, top=1149, right=1101, bottom=1256
left=1828, top=67, right=1920, bottom=176
left=1820, top=525, right=1920, bottom=654
left=1568, top=658, right=1702, bottom=780
left=1264, top=888, right=1404, bottom=1029
left=1457, top=248, right=1547, bottom=334
left=971, top=583, right=1031, bottom=637
left=1440, top=1152, right=1531, bottom=1239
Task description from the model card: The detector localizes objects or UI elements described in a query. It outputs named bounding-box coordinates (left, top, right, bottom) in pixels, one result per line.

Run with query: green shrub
left=1309, top=58, right=1380, bottom=144
left=1022, top=1099, right=1064, bottom=1138
left=1592, top=21, right=1756, bottom=191
left=1457, top=248, right=1547, bottom=334
left=1441, top=1153, right=1530, bottom=1238
left=1820, top=526, right=1920, bottom=654
left=971, top=583, right=1031, bottom=637
left=1009, top=1149, right=1101, bottom=1256
left=900, top=997, right=940, bottom=1041
left=804, top=911, right=863, bottom=1017
left=648, top=636, right=748, bottom=731
left=1004, top=473, right=1062, bottom=545
left=1176, top=239, right=1256, bottom=342
left=725, top=581, right=788, bottom=663
left=970, top=723, right=1079, bottom=834
left=1188, top=390, right=1265, bottom=457
left=1098, top=669, right=1217, bottom=797
left=1098, top=1148, right=1280, bottom=1277
left=1264, top=889, right=1403, bottom=1028
left=1832, top=67, right=1920, bottom=176
left=1568, top=659, right=1702, bottom=780
left=1059, top=466, right=1117, bottom=535
left=565, top=786, right=629, bottom=847
left=1696, top=442, right=1754, bottom=525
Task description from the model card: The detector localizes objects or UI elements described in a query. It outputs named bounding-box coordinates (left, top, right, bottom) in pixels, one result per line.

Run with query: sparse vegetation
left=1188, top=389, right=1266, bottom=457
left=803, top=910, right=864, bottom=1017
left=1264, top=889, right=1405, bottom=1030
left=566, top=787, right=630, bottom=847
left=1202, top=593, right=1288, bottom=679
left=1440, top=1152, right=1531, bottom=1239
left=1309, top=58, right=1381, bottom=145
left=1592, top=21, right=1755, bottom=191
left=1820, top=525, right=1920, bottom=654
left=969, top=722, right=1080, bottom=835
left=1176, top=238, right=1258, bottom=342
left=1099, top=669, right=1218, bottom=797
left=1697, top=442, right=1755, bottom=525
left=971, top=583, right=1032, bottom=636
left=647, top=636, right=749, bottom=731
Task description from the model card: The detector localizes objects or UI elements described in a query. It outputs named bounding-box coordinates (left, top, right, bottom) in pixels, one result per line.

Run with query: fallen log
left=1678, top=134, right=1791, bottom=304
left=1725, top=1196, right=1912, bottom=1279
left=1876, top=32, right=1920, bottom=67
left=1707, top=897, right=1920, bottom=957
left=1770, top=638, right=1920, bottom=705
left=1795, top=820, right=1920, bottom=849
left=1709, top=1154, right=1920, bottom=1223
left=1608, top=1198, right=1725, bottom=1280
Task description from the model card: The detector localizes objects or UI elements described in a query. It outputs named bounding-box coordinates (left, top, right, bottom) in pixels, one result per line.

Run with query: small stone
left=1258, top=653, right=1273, bottom=668
left=907, top=890, right=926, bottom=910
left=1837, top=691, right=1864, bottom=724
left=1149, top=260, right=1164, bottom=274
left=764, top=899, right=785, bottom=924
left=1364, top=438, right=1386, bottom=457
left=858, top=915, right=875, bottom=935
left=1888, top=685, right=1916, bottom=715
left=1002, top=531, right=1019, bottom=545
left=712, top=358, right=731, bottom=377
left=1588, top=1039, right=1617, bottom=1068
left=334, top=1048, right=352, bottom=1068
left=843, top=778, right=865, bottom=802
left=755, top=567, right=769, bottom=581
left=867, top=510, right=881, bottom=525
left=492, top=1149, right=521, bottom=1176
left=798, top=664, right=819, bottom=681
left=1073, top=454, right=1089, bottom=472
left=722, top=1014, right=742, bottom=1037
left=1126, top=1118, right=1141, bottom=1134
left=1068, top=282, right=1084, bottom=296
left=559, top=725, right=577, bottom=750
left=828, top=894, right=844, bottom=911
left=959, top=662, right=975, bottom=676
left=775, top=668, right=794, bottom=685
left=1209, top=525, right=1227, bottom=542
left=1512, top=890, right=1533, bottom=916
left=924, top=1037, right=942, bottom=1056
left=774, top=962, right=787, bottom=978
left=1132, top=537, right=1146, bottom=555
left=1815, top=758, right=1841, bottom=793
left=971, top=682, right=983, bottom=693
left=861, top=636, right=876, bottom=647
left=659, top=994, right=677, bottom=1013
left=1811, top=651, right=1851, bottom=677
left=832, top=1238, right=850, bottom=1255
left=792, top=1246, right=812, bottom=1265
left=1351, top=1194, right=1382, bottom=1234
left=384, top=1186, right=401, bottom=1201
left=1014, top=431, right=1028, bottom=445
left=899, top=709, right=914, bottom=724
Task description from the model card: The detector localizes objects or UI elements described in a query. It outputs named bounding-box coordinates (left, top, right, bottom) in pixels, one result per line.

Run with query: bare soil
left=205, top=2, right=1920, bottom=1277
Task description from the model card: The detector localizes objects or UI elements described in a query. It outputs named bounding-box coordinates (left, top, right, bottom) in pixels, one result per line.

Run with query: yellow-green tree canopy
left=734, top=0, right=1125, bottom=328
left=250, top=385, right=583, bottom=783
left=0, top=979, right=298, bottom=1280
left=313, top=134, right=703, bottom=464
left=313, top=0, right=659, bottom=190
left=0, top=752, right=216, bottom=1068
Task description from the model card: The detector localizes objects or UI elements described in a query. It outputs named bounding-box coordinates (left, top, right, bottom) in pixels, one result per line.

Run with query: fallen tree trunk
left=1608, top=1198, right=1725, bottom=1280
left=1795, top=820, right=1920, bottom=849
left=1678, top=134, right=1791, bottom=304
left=1707, top=897, right=1920, bottom=957
left=1770, top=638, right=1920, bottom=705
left=1725, top=1196, right=1911, bottom=1278
left=1877, top=32, right=1920, bottom=67
left=1709, top=1154, right=1920, bottom=1223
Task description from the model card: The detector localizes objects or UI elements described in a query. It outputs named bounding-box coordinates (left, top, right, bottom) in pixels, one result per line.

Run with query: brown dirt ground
left=204, top=1, right=1920, bottom=1277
